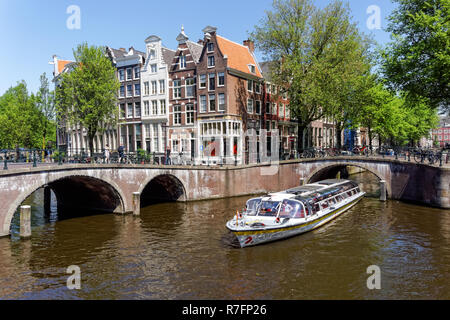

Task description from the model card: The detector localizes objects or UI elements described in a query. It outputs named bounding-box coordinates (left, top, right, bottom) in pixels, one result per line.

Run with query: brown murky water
left=1, top=171, right=450, bottom=299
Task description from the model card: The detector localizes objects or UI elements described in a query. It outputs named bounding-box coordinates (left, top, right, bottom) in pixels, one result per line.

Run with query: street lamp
left=162, top=123, right=168, bottom=165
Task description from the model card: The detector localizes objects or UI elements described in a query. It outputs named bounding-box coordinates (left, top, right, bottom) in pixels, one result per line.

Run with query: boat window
left=347, top=191, right=353, bottom=197
left=336, top=195, right=343, bottom=202
left=258, top=201, right=280, bottom=217
left=321, top=201, right=329, bottom=210
left=246, top=198, right=261, bottom=216
left=329, top=198, right=336, bottom=205
left=313, top=203, right=320, bottom=214
left=279, top=200, right=304, bottom=218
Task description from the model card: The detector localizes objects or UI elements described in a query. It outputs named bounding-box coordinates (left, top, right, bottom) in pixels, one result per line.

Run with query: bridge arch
left=139, top=174, right=187, bottom=207
left=306, top=161, right=391, bottom=198
left=3, top=174, right=127, bottom=236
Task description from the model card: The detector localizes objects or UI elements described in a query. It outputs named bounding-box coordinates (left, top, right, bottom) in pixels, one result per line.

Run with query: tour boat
left=226, top=179, right=365, bottom=248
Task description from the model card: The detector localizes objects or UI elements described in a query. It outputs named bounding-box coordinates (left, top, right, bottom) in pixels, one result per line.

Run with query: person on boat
left=280, top=200, right=293, bottom=218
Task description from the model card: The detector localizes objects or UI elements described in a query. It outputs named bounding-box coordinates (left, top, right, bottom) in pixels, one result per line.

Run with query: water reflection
left=0, top=171, right=449, bottom=299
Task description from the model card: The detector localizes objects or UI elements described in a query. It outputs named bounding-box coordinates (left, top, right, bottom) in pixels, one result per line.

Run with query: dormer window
left=180, top=54, right=186, bottom=69
left=149, top=49, right=156, bottom=60
left=248, top=64, right=256, bottom=74
left=207, top=42, right=214, bottom=52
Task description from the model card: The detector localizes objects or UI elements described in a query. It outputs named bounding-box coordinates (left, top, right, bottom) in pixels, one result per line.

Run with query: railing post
left=20, top=205, right=32, bottom=239
left=33, top=149, right=37, bottom=167
left=3, top=151, right=8, bottom=170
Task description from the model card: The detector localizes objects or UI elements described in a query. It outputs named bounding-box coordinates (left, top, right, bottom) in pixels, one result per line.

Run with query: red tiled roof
left=57, top=60, right=72, bottom=74
left=216, top=35, right=262, bottom=78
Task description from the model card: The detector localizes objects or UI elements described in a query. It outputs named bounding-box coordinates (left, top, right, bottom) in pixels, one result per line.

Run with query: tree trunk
left=88, top=133, right=95, bottom=162
left=297, top=121, right=307, bottom=153
left=335, top=123, right=342, bottom=150
left=368, top=125, right=373, bottom=151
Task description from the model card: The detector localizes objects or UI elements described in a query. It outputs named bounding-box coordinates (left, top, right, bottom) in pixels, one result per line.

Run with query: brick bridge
left=1, top=157, right=449, bottom=237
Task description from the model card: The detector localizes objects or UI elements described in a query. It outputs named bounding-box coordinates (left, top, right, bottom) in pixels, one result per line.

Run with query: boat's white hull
left=229, top=193, right=364, bottom=248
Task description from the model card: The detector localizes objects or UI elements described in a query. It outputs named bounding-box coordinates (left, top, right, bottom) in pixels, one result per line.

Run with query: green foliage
left=55, top=43, right=120, bottom=156
left=0, top=81, right=50, bottom=149
left=250, top=0, right=373, bottom=149
left=358, top=78, right=439, bottom=146
left=381, top=0, right=450, bottom=111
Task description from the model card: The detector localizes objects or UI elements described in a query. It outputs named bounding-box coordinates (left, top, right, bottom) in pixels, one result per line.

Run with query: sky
left=0, top=0, right=397, bottom=96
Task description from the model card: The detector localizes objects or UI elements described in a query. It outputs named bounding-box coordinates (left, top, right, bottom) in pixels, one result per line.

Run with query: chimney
left=119, top=48, right=126, bottom=52
left=243, top=40, right=255, bottom=53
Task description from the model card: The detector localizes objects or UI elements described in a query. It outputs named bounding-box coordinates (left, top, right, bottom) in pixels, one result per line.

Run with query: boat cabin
left=244, top=180, right=361, bottom=220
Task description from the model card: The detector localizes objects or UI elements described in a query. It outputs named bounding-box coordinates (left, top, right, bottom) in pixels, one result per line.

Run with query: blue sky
left=0, top=0, right=396, bottom=96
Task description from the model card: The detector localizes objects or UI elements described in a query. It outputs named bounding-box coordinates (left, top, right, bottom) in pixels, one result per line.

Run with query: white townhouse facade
left=140, top=35, right=175, bottom=156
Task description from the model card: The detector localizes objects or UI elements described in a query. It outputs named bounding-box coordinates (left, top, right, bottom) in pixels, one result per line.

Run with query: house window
left=120, top=104, right=126, bottom=118
left=247, top=99, right=254, bottom=113
left=207, top=42, right=214, bottom=52
left=285, top=106, right=290, bottom=118
left=135, top=102, right=141, bottom=117
left=279, top=103, right=284, bottom=118
left=247, top=80, right=253, bottom=92
left=173, top=79, right=181, bottom=99
left=160, top=100, right=166, bottom=114
left=127, top=84, right=132, bottom=97
left=159, top=80, right=165, bottom=94
left=248, top=64, right=256, bottom=74
left=208, top=55, right=215, bottom=67
left=186, top=78, right=195, bottom=97
left=208, top=73, right=215, bottom=91
left=218, top=72, right=225, bottom=86
left=120, top=85, right=125, bottom=97
left=134, top=83, right=140, bottom=96
left=271, top=103, right=277, bottom=115
left=265, top=102, right=270, bottom=114
left=174, top=105, right=181, bottom=125
left=209, top=94, right=216, bottom=112
left=266, top=83, right=271, bottom=94
left=144, top=101, right=150, bottom=116
left=200, top=95, right=207, bottom=113
left=126, top=68, right=132, bottom=80
left=186, top=104, right=194, bottom=124
left=199, top=74, right=207, bottom=88
left=127, top=103, right=133, bottom=118
left=151, top=80, right=157, bottom=95
left=152, top=100, right=158, bottom=115
left=218, top=93, right=225, bottom=112
left=119, top=69, right=125, bottom=81
left=172, top=139, right=180, bottom=152
left=149, top=49, right=156, bottom=60
left=255, top=100, right=261, bottom=114
left=151, top=64, right=157, bottom=73
left=255, top=82, right=261, bottom=94
left=179, top=54, right=186, bottom=69
left=144, top=82, right=149, bottom=95
left=134, top=67, right=140, bottom=79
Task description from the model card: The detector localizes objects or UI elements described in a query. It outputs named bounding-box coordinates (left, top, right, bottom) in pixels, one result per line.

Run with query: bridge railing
left=1, top=147, right=449, bottom=170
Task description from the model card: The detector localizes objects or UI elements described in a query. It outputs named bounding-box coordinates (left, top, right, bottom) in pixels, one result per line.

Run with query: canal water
left=1, top=170, right=450, bottom=299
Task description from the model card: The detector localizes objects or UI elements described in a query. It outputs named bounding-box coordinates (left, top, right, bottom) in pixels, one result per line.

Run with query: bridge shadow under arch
left=7, top=175, right=125, bottom=234
left=307, top=163, right=389, bottom=198
left=140, top=174, right=187, bottom=208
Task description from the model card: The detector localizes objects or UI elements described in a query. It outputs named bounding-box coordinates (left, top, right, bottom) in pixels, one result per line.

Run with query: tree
left=36, top=73, right=56, bottom=155
left=0, top=81, right=43, bottom=149
left=250, top=0, right=373, bottom=151
left=381, top=0, right=450, bottom=112
left=55, top=43, right=119, bottom=157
